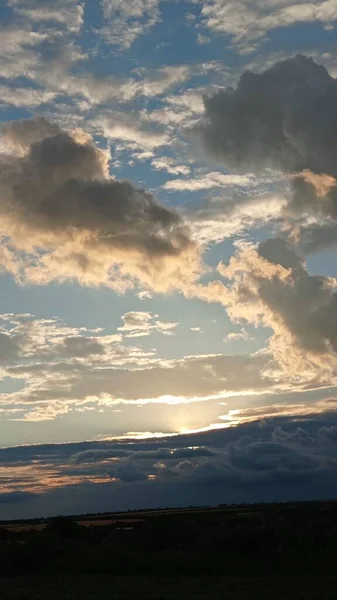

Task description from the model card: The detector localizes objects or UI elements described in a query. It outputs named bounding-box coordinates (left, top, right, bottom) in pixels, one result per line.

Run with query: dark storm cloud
left=192, top=54, right=337, bottom=253
left=256, top=238, right=337, bottom=356
left=193, top=54, right=336, bottom=175
left=72, top=449, right=130, bottom=463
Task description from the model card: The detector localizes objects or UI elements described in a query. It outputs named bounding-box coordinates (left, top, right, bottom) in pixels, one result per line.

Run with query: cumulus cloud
left=0, top=118, right=200, bottom=292
left=1, top=116, right=61, bottom=154
left=193, top=54, right=337, bottom=251
left=211, top=237, right=337, bottom=374
left=193, top=54, right=336, bottom=175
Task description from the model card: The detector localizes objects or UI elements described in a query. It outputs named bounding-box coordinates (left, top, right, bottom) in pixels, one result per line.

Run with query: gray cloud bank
left=2, top=413, right=337, bottom=518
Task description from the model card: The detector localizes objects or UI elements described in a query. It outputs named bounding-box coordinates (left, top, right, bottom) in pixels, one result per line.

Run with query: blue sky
left=1, top=0, right=337, bottom=517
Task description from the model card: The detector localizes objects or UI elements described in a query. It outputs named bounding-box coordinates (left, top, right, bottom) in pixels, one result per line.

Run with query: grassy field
left=1, top=575, right=337, bottom=600
left=2, top=502, right=337, bottom=598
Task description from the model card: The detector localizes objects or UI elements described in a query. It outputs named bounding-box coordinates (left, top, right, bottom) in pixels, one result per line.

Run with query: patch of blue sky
left=0, top=378, right=26, bottom=395
left=0, top=2, right=14, bottom=24
left=306, top=251, right=337, bottom=280
left=261, top=21, right=337, bottom=58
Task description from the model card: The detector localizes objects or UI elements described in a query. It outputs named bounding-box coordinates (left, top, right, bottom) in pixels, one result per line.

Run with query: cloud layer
left=2, top=414, right=337, bottom=518
left=0, top=118, right=200, bottom=292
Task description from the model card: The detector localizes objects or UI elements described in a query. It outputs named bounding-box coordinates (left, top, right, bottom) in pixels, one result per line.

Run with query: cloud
left=137, top=65, right=191, bottom=97
left=56, top=337, right=107, bottom=358
left=195, top=1, right=337, bottom=53
left=112, top=461, right=148, bottom=482
left=137, top=291, right=153, bottom=300
left=188, top=192, right=286, bottom=244
left=1, top=116, right=61, bottom=154
left=0, top=85, right=57, bottom=108
left=212, top=237, right=337, bottom=373
left=282, top=173, right=337, bottom=252
left=0, top=118, right=200, bottom=293
left=99, top=0, right=161, bottom=49
left=166, top=90, right=205, bottom=115
left=225, top=328, right=251, bottom=342
left=118, top=311, right=178, bottom=337
left=72, top=448, right=130, bottom=463
left=0, top=311, right=292, bottom=419
left=163, top=171, right=259, bottom=191
left=197, top=33, right=210, bottom=45
left=193, top=54, right=336, bottom=175
left=2, top=413, right=337, bottom=516
left=99, top=112, right=169, bottom=151
left=9, top=0, right=84, bottom=32
left=0, top=25, right=48, bottom=79
left=192, top=54, right=337, bottom=250
left=151, top=157, right=190, bottom=176
left=67, top=66, right=193, bottom=106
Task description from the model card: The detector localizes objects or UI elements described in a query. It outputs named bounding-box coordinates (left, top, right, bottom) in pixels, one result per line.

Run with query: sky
left=1, top=0, right=337, bottom=519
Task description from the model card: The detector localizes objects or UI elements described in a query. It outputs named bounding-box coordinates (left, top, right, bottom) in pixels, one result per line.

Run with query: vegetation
left=1, top=500, right=337, bottom=577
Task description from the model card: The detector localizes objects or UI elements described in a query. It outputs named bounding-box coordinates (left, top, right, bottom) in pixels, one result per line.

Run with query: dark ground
left=1, top=575, right=337, bottom=600
left=2, top=502, right=337, bottom=598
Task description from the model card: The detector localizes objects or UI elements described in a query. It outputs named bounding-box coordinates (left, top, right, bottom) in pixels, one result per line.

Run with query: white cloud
left=151, top=157, right=190, bottom=175
left=163, top=171, right=258, bottom=191
left=197, top=33, right=210, bottom=44
left=225, top=328, right=251, bottom=342
left=196, top=0, right=337, bottom=52
left=188, top=193, right=286, bottom=244
left=118, top=311, right=178, bottom=337
left=0, top=26, right=48, bottom=79
left=0, top=85, right=56, bottom=108
left=9, top=0, right=84, bottom=33
left=99, top=0, right=161, bottom=49
left=137, top=291, right=153, bottom=300
left=165, top=89, right=205, bottom=114
left=99, top=112, right=169, bottom=150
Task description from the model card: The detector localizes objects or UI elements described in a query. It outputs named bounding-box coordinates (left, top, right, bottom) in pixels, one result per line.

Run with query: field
left=1, top=501, right=337, bottom=598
